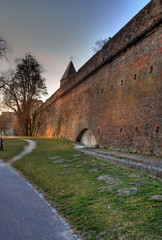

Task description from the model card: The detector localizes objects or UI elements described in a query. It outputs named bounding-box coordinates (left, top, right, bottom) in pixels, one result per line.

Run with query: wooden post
left=0, top=137, right=4, bottom=151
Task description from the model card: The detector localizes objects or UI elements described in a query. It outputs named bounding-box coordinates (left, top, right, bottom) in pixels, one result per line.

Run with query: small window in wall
left=108, top=128, right=111, bottom=132
left=111, top=85, right=113, bottom=90
left=135, top=127, right=138, bottom=132
left=149, top=66, right=153, bottom=74
left=134, top=74, right=137, bottom=80
left=120, top=128, right=122, bottom=133
left=156, top=126, right=159, bottom=133
left=98, top=129, right=100, bottom=133
left=101, top=89, right=104, bottom=94
left=121, top=80, right=123, bottom=86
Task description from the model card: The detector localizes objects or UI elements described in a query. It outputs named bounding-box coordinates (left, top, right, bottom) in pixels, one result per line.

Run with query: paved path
left=92, top=148, right=162, bottom=168
left=0, top=139, right=80, bottom=240
left=8, top=139, right=36, bottom=165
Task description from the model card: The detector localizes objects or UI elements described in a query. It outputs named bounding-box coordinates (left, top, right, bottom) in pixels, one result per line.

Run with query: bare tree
left=0, top=38, right=8, bottom=89
left=0, top=38, right=7, bottom=59
left=0, top=53, right=48, bottom=136
left=93, top=38, right=109, bottom=53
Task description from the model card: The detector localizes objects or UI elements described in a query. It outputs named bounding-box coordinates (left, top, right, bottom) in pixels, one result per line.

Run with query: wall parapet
left=43, top=0, right=161, bottom=110
left=77, top=0, right=161, bottom=81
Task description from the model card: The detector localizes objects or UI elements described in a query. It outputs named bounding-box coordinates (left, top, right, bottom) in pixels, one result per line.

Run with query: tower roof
left=61, top=61, right=76, bottom=81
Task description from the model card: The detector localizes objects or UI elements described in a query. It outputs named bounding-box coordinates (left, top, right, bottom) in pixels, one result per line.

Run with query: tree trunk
left=25, top=120, right=29, bottom=136
left=29, top=118, right=32, bottom=136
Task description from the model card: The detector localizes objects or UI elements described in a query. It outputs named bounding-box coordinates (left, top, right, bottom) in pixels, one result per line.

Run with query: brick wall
left=38, top=0, right=162, bottom=156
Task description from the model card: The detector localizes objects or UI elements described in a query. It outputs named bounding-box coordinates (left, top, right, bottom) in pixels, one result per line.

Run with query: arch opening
left=76, top=129, right=97, bottom=146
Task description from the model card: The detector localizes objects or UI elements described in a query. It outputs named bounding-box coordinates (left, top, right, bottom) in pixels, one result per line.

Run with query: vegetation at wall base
left=2, top=137, right=162, bottom=240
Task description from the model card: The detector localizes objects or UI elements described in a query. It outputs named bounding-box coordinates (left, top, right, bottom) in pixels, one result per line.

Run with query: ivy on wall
left=57, top=108, right=63, bottom=137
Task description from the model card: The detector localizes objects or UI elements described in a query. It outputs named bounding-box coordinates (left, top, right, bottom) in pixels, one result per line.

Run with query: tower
left=60, top=61, right=76, bottom=87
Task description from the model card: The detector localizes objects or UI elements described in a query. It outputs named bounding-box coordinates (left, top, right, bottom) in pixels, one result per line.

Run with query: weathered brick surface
left=38, top=0, right=162, bottom=156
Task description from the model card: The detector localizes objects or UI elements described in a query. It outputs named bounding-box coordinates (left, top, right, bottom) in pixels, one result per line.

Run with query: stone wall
left=38, top=0, right=162, bottom=156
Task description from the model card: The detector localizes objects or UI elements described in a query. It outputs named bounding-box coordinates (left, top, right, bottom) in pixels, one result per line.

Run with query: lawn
left=2, top=137, right=162, bottom=240
left=0, top=137, right=27, bottom=162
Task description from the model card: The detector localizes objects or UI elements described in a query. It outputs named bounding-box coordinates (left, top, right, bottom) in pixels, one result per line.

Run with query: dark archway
left=76, top=129, right=97, bottom=146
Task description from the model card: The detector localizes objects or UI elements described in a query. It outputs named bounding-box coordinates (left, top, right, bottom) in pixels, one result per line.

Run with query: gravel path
left=77, top=146, right=162, bottom=179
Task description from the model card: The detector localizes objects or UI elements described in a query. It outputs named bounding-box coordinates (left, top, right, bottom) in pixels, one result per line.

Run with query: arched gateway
left=76, top=129, right=97, bottom=146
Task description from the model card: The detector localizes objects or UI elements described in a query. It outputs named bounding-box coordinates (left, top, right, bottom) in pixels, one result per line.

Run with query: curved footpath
left=8, top=139, right=36, bottom=165
left=0, top=139, right=80, bottom=240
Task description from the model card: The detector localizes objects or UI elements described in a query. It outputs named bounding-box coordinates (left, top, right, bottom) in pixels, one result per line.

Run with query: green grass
left=3, top=137, right=162, bottom=240
left=0, top=138, right=27, bottom=162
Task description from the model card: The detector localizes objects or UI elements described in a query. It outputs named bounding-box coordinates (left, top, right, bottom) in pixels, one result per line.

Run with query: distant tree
left=0, top=38, right=8, bottom=88
left=0, top=53, right=48, bottom=136
left=93, top=38, right=108, bottom=53
left=0, top=112, right=14, bottom=135
left=0, top=38, right=7, bottom=59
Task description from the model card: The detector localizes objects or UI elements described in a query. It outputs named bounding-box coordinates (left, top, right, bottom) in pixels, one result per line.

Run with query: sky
left=0, top=0, right=150, bottom=101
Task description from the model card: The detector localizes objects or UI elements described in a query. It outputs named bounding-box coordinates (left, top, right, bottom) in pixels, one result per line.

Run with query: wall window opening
left=149, top=66, right=153, bottom=74
left=134, top=74, right=137, bottom=80
left=135, top=127, right=138, bottom=132
left=156, top=126, right=159, bottom=133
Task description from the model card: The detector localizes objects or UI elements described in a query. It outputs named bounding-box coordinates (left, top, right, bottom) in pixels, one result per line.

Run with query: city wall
left=38, top=0, right=162, bottom=155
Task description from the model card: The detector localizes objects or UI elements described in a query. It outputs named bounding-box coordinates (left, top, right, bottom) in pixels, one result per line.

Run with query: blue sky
left=0, top=0, right=150, bottom=100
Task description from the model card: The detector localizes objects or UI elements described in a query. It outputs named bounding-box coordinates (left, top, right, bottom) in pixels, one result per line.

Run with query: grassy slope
left=0, top=138, right=27, bottom=162
left=9, top=137, right=162, bottom=240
